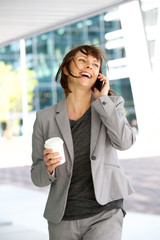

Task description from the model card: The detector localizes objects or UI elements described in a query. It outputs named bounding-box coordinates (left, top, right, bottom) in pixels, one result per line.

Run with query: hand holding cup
left=43, top=137, right=65, bottom=174
left=43, top=148, right=62, bottom=174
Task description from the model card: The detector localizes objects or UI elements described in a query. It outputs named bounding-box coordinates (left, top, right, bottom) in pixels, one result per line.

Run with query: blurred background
left=0, top=0, right=160, bottom=239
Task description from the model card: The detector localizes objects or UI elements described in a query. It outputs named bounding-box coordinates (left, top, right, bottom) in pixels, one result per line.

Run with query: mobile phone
left=93, top=78, right=105, bottom=92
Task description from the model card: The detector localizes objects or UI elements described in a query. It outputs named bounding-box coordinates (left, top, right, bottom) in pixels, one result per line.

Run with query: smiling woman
left=56, top=45, right=101, bottom=93
left=55, top=45, right=115, bottom=97
left=67, top=53, right=101, bottom=95
left=31, top=44, right=136, bottom=240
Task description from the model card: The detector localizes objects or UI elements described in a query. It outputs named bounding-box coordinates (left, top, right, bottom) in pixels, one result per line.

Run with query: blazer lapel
left=55, top=98, right=74, bottom=162
left=55, top=95, right=101, bottom=160
left=90, top=95, right=101, bottom=155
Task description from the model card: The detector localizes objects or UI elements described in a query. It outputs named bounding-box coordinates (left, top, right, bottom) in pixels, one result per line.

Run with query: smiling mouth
left=81, top=72, right=92, bottom=78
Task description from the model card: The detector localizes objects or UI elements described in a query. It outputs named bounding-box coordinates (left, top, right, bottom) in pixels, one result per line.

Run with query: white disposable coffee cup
left=44, top=137, right=65, bottom=165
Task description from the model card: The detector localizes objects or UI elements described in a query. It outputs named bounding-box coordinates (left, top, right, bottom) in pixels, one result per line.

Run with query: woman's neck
left=66, top=90, right=92, bottom=120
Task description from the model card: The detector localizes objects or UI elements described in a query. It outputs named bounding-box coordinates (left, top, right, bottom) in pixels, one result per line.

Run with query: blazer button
left=102, top=101, right=106, bottom=105
left=91, top=156, right=96, bottom=160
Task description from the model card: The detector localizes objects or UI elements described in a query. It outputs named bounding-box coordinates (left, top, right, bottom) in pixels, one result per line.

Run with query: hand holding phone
left=93, top=78, right=105, bottom=92
left=92, top=73, right=110, bottom=99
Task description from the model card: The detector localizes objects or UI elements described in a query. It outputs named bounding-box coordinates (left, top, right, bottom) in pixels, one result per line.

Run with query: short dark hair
left=55, top=45, right=115, bottom=96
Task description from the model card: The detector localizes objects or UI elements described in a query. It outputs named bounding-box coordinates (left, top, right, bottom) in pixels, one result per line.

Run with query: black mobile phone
left=93, top=78, right=105, bottom=92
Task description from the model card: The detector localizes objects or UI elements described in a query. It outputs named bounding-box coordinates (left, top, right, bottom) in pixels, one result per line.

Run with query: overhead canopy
left=0, top=0, right=130, bottom=47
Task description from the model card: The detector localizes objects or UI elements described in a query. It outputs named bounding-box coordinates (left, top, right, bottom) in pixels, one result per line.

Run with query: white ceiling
left=0, top=0, right=130, bottom=47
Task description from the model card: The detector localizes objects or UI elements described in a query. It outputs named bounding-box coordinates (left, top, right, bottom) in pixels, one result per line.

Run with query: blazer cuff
left=41, top=161, right=56, bottom=184
left=48, top=170, right=56, bottom=181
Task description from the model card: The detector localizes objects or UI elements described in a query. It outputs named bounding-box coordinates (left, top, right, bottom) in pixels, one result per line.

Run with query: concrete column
left=152, top=5, right=160, bottom=140
left=20, top=39, right=28, bottom=138
left=119, top=0, right=154, bottom=139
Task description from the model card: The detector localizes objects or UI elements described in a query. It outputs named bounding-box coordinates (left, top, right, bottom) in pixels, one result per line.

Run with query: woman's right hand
left=43, top=149, right=62, bottom=174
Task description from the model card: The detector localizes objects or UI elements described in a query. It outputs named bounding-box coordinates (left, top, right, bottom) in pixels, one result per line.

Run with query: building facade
left=0, top=0, right=159, bottom=136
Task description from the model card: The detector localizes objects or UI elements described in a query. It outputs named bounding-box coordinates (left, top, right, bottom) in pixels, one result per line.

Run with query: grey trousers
left=48, top=208, right=124, bottom=240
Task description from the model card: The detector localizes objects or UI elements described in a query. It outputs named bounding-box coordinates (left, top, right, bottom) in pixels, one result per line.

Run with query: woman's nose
left=86, top=63, right=92, bottom=69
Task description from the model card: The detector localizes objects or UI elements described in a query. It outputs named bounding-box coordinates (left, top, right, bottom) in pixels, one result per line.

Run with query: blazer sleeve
left=91, top=95, right=136, bottom=150
left=31, top=111, right=56, bottom=187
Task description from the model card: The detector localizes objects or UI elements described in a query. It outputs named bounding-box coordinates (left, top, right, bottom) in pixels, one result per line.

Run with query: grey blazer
left=31, top=95, right=136, bottom=223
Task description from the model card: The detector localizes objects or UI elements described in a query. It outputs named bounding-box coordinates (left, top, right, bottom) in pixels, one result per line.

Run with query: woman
left=31, top=45, right=136, bottom=240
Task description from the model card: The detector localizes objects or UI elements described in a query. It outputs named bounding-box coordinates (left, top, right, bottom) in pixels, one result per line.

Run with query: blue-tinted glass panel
left=39, top=86, right=53, bottom=109
left=110, top=78, right=137, bottom=127
left=37, top=33, right=51, bottom=55
left=26, top=39, right=33, bottom=54
left=104, top=10, right=121, bottom=34
left=56, top=85, right=65, bottom=103
left=54, top=27, right=70, bottom=60
left=36, top=55, right=52, bottom=82
left=71, top=21, right=85, bottom=47
left=0, top=41, right=20, bottom=69
left=0, top=42, right=20, bottom=55
left=0, top=6, right=137, bottom=129
left=107, top=48, right=126, bottom=60
left=87, top=16, right=101, bottom=45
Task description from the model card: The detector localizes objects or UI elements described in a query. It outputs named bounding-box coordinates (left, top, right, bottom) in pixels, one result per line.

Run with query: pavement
left=0, top=135, right=160, bottom=239
left=0, top=184, right=160, bottom=240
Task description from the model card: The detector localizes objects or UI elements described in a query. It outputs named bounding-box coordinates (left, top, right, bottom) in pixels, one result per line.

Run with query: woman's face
left=67, top=51, right=101, bottom=90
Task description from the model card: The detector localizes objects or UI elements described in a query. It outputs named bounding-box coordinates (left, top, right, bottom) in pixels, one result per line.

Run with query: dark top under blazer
left=31, top=94, right=136, bottom=223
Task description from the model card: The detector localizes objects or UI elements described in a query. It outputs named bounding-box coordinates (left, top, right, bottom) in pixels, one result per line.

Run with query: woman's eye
left=79, top=59, right=85, bottom=62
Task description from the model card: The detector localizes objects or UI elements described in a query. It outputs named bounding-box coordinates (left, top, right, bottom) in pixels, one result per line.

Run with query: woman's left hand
left=93, top=73, right=110, bottom=100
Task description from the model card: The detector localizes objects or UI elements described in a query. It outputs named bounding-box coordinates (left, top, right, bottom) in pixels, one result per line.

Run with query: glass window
left=110, top=78, right=137, bottom=128
left=0, top=5, right=139, bottom=128
left=0, top=41, right=20, bottom=69
left=39, top=86, right=53, bottom=110
left=71, top=21, right=85, bottom=47
left=26, top=39, right=33, bottom=55
left=107, top=48, right=126, bottom=60
left=56, top=85, right=65, bottom=103
left=26, top=38, right=34, bottom=70
left=37, top=33, right=51, bottom=55
left=36, top=55, right=52, bottom=82
left=104, top=10, right=121, bottom=33
left=54, top=27, right=70, bottom=59
left=87, top=16, right=101, bottom=45
left=104, top=10, right=125, bottom=61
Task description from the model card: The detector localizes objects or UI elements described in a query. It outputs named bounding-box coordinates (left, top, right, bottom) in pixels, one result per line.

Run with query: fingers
left=98, top=73, right=110, bottom=89
left=47, top=159, right=61, bottom=174
left=45, top=155, right=62, bottom=174
left=43, top=148, right=52, bottom=155
left=93, top=73, right=110, bottom=99
left=44, top=151, right=61, bottom=164
left=46, top=155, right=62, bottom=165
left=97, top=73, right=105, bottom=80
left=43, top=149, right=62, bottom=173
left=98, top=73, right=109, bottom=83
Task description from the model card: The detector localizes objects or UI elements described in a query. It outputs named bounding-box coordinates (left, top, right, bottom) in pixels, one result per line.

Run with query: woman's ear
left=63, top=66, right=69, bottom=76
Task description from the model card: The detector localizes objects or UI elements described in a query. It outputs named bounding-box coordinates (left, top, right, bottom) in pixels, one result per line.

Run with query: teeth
left=81, top=72, right=91, bottom=78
